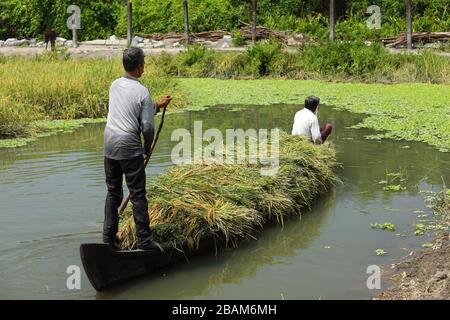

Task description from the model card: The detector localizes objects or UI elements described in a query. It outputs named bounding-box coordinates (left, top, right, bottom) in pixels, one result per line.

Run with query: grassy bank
left=180, top=78, right=450, bottom=152
left=151, top=41, right=450, bottom=83
left=0, top=53, right=187, bottom=143
left=1, top=46, right=449, bottom=151
left=117, top=132, right=337, bottom=249
left=432, top=188, right=450, bottom=226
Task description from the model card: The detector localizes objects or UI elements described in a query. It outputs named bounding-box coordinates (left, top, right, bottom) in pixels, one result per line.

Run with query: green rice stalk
left=118, top=132, right=339, bottom=249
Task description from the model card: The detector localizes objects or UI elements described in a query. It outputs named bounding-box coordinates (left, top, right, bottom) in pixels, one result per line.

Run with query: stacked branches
left=383, top=32, right=450, bottom=48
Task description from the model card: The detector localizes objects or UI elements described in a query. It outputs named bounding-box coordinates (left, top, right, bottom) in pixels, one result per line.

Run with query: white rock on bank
left=152, top=40, right=164, bottom=48
left=0, top=40, right=4, bottom=47
left=216, top=35, right=232, bottom=49
left=130, top=36, right=143, bottom=47
left=5, top=38, right=19, bottom=46
left=162, top=38, right=178, bottom=47
left=6, top=39, right=29, bottom=46
left=424, top=42, right=441, bottom=49
left=84, top=39, right=107, bottom=45
left=203, top=41, right=217, bottom=47
left=56, top=37, right=67, bottom=46
left=5, top=38, right=17, bottom=44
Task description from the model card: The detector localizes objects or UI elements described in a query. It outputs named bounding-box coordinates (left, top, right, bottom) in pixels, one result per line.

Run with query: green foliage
left=371, top=222, right=397, bottom=232
left=0, top=98, right=41, bottom=138
left=297, top=41, right=394, bottom=79
left=155, top=40, right=450, bottom=83
left=379, top=170, right=407, bottom=192
left=415, top=223, right=427, bottom=235
left=0, top=0, right=122, bottom=40
left=232, top=29, right=245, bottom=47
left=244, top=40, right=284, bottom=77
left=415, top=187, right=450, bottom=237
left=116, top=0, right=240, bottom=37
left=1, top=0, right=448, bottom=40
left=375, top=248, right=387, bottom=256
left=421, top=243, right=434, bottom=248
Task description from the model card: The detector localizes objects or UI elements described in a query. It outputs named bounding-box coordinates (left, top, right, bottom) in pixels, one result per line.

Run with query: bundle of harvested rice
left=117, top=131, right=338, bottom=249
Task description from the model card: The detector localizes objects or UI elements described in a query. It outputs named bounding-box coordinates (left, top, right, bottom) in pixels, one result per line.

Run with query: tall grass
left=432, top=187, right=450, bottom=224
left=152, top=41, right=450, bottom=83
left=0, top=52, right=187, bottom=139
left=117, top=132, right=338, bottom=249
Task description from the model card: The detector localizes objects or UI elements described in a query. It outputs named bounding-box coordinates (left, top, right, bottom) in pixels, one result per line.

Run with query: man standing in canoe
left=103, top=47, right=172, bottom=250
left=292, top=96, right=332, bottom=144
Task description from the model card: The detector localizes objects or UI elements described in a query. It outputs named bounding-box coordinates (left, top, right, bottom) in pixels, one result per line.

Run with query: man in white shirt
left=292, top=96, right=332, bottom=144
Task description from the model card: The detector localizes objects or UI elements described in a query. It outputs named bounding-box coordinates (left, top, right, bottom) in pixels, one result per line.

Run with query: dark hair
left=123, top=47, right=145, bottom=72
left=305, top=96, right=320, bottom=111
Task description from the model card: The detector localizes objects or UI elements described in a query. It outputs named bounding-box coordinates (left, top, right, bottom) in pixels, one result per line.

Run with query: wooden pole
left=252, top=0, right=257, bottom=44
left=127, top=1, right=133, bottom=47
left=72, top=27, right=77, bottom=47
left=329, top=0, right=335, bottom=41
left=406, top=0, right=413, bottom=49
left=71, top=3, right=78, bottom=47
left=183, top=0, right=190, bottom=43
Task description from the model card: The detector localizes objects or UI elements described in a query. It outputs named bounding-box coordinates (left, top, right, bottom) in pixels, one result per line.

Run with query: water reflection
left=98, top=190, right=336, bottom=299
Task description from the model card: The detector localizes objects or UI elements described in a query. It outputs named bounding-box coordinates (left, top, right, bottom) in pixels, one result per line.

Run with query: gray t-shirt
left=104, top=76, right=158, bottom=160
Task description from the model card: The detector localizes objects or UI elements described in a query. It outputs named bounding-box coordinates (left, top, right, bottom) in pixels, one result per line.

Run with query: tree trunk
left=300, top=0, right=304, bottom=18
left=406, top=0, right=413, bottom=49
left=329, top=0, right=335, bottom=41
left=252, top=0, right=257, bottom=44
left=72, top=28, right=77, bottom=48
left=127, top=1, right=133, bottom=47
left=183, top=0, right=190, bottom=43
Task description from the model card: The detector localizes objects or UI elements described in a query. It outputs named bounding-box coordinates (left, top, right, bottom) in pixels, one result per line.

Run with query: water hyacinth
left=117, top=132, right=338, bottom=249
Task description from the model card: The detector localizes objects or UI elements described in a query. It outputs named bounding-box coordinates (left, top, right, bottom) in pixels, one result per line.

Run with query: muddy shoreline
left=376, top=233, right=450, bottom=300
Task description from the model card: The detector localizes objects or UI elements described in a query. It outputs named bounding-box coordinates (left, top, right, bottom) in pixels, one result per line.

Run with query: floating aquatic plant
left=371, top=222, right=397, bottom=232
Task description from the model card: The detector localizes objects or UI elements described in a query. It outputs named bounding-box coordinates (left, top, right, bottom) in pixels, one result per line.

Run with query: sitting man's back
left=292, top=96, right=332, bottom=144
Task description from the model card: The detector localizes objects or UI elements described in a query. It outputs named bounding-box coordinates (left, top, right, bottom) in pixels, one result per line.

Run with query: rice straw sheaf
left=117, top=131, right=338, bottom=250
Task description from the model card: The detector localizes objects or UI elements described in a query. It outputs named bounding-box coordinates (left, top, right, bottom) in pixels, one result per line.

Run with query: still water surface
left=0, top=105, right=448, bottom=299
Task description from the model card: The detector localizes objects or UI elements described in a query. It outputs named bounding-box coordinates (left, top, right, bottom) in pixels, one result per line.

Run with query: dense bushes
left=0, top=0, right=448, bottom=40
left=151, top=40, right=450, bottom=83
left=0, top=0, right=122, bottom=40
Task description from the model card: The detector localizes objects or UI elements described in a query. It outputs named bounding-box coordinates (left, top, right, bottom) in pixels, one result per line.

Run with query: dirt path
left=376, top=233, right=450, bottom=300
left=2, top=45, right=448, bottom=58
left=0, top=45, right=245, bottom=58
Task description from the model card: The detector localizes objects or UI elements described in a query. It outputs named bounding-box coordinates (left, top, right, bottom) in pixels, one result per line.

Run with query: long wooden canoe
left=80, top=238, right=217, bottom=291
